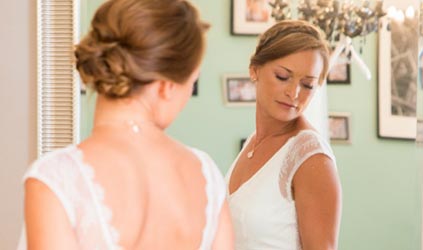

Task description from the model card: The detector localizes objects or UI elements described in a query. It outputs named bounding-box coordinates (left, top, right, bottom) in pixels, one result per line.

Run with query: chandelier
left=269, top=0, right=388, bottom=80
left=270, top=0, right=386, bottom=42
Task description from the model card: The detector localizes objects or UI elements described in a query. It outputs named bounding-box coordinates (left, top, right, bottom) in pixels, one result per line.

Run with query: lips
left=276, top=100, right=297, bottom=109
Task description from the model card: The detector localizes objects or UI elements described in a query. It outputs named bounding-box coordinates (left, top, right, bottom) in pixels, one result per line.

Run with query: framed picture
left=327, top=47, right=351, bottom=84
left=231, top=0, right=275, bottom=35
left=378, top=17, right=417, bottom=140
left=222, top=74, right=256, bottom=106
left=328, top=112, right=351, bottom=143
left=79, top=77, right=86, bottom=94
left=240, top=138, right=247, bottom=151
left=192, top=80, right=198, bottom=96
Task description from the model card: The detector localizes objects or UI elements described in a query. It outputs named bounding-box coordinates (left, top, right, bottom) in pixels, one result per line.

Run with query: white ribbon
left=329, top=35, right=372, bottom=80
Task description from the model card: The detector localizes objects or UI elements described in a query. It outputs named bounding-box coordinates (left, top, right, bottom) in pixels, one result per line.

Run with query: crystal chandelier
left=269, top=0, right=387, bottom=80
left=269, top=0, right=386, bottom=42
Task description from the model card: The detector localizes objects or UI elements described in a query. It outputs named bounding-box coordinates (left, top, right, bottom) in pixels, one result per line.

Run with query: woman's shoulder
left=279, top=128, right=338, bottom=200
left=287, top=127, right=336, bottom=166
left=25, top=145, right=81, bottom=179
left=294, top=129, right=327, bottom=144
left=286, top=128, right=340, bottom=201
left=290, top=118, right=332, bottom=153
left=186, top=147, right=219, bottom=171
left=187, top=147, right=210, bottom=159
left=23, top=145, right=84, bottom=227
left=187, top=147, right=225, bottom=184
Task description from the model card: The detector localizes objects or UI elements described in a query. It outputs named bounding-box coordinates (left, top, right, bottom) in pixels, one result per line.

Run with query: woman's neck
left=93, top=95, right=158, bottom=129
left=255, top=112, right=300, bottom=142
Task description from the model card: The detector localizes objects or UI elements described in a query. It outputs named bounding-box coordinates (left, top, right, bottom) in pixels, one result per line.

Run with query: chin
left=159, top=121, right=171, bottom=130
left=272, top=110, right=299, bottom=122
left=280, top=117, right=298, bottom=123
left=154, top=119, right=170, bottom=130
left=272, top=114, right=298, bottom=123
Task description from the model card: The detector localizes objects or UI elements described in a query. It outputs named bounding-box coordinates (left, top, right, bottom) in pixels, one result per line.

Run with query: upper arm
left=211, top=201, right=235, bottom=250
left=25, top=178, right=79, bottom=250
left=292, top=154, right=342, bottom=250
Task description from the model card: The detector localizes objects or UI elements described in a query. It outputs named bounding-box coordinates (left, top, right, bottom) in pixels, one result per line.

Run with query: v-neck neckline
left=227, top=129, right=314, bottom=197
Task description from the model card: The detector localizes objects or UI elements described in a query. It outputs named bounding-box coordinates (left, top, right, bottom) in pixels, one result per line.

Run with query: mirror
left=77, top=0, right=422, bottom=249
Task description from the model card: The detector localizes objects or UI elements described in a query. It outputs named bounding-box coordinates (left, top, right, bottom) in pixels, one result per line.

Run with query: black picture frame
left=192, top=80, right=198, bottom=96
left=240, top=138, right=247, bottom=151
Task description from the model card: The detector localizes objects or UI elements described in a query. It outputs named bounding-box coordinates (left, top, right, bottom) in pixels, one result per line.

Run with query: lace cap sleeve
left=22, top=146, right=123, bottom=250
left=23, top=146, right=79, bottom=227
left=279, top=130, right=337, bottom=201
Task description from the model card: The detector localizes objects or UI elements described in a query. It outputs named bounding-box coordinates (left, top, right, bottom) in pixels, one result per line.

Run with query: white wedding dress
left=226, top=130, right=337, bottom=250
left=18, top=145, right=226, bottom=250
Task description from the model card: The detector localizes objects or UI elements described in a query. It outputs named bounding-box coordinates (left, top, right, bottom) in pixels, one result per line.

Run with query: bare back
left=79, top=126, right=208, bottom=249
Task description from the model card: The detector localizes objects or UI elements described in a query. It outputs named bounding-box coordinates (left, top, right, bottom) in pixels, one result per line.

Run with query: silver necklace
left=247, top=132, right=286, bottom=159
left=94, top=119, right=155, bottom=134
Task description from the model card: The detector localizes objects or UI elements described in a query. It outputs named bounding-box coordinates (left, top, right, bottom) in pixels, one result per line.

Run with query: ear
left=249, top=66, right=258, bottom=82
left=157, top=80, right=177, bottom=101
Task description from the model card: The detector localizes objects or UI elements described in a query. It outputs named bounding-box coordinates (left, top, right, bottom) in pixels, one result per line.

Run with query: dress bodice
left=18, top=145, right=226, bottom=250
left=226, top=130, right=337, bottom=250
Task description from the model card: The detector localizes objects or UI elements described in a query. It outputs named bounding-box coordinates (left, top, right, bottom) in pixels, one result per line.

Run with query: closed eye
left=302, top=84, right=314, bottom=90
left=276, top=74, right=289, bottom=81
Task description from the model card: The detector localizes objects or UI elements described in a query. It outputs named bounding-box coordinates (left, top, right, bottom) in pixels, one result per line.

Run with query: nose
left=285, top=82, right=300, bottom=100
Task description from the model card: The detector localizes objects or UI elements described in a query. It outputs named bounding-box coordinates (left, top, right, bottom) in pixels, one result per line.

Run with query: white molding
left=37, top=0, right=81, bottom=156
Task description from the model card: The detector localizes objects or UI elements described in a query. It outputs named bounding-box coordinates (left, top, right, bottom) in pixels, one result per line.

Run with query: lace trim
left=200, top=157, right=212, bottom=250
left=189, top=148, right=213, bottom=250
left=279, top=130, right=335, bottom=202
left=73, top=147, right=123, bottom=250
left=189, top=147, right=225, bottom=250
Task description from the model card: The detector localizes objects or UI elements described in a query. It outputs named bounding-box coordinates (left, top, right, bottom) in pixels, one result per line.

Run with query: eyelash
left=276, top=75, right=314, bottom=90
left=276, top=75, right=289, bottom=81
left=302, top=84, right=314, bottom=90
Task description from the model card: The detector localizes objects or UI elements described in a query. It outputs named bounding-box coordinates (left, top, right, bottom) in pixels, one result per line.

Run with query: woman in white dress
left=22, top=0, right=234, bottom=249
left=226, top=20, right=342, bottom=250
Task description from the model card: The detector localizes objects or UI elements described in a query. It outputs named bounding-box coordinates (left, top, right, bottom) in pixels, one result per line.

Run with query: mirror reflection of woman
left=226, top=20, right=342, bottom=250
left=21, top=0, right=234, bottom=249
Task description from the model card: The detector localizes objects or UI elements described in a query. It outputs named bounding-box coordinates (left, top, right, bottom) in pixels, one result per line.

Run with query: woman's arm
left=292, top=154, right=342, bottom=250
left=212, top=201, right=235, bottom=250
left=25, top=179, right=79, bottom=250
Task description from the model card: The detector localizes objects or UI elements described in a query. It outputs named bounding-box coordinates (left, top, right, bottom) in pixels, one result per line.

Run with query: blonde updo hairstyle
left=250, top=20, right=330, bottom=85
left=75, top=0, right=209, bottom=98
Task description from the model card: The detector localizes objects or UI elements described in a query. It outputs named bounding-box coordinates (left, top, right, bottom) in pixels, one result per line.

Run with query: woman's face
left=251, top=49, right=324, bottom=122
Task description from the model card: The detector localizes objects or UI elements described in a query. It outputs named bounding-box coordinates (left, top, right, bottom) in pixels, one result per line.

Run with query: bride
left=20, top=0, right=234, bottom=249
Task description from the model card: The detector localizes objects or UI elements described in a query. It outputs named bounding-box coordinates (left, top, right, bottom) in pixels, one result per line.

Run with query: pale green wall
left=80, top=0, right=421, bottom=249
left=79, top=0, right=102, bottom=140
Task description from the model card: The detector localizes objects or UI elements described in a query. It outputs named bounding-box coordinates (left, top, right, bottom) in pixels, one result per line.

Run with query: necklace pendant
left=128, top=121, right=140, bottom=133
left=132, top=124, right=140, bottom=133
left=247, top=150, right=254, bottom=159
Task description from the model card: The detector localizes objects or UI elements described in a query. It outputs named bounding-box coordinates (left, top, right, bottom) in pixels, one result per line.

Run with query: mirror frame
left=37, top=0, right=81, bottom=156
